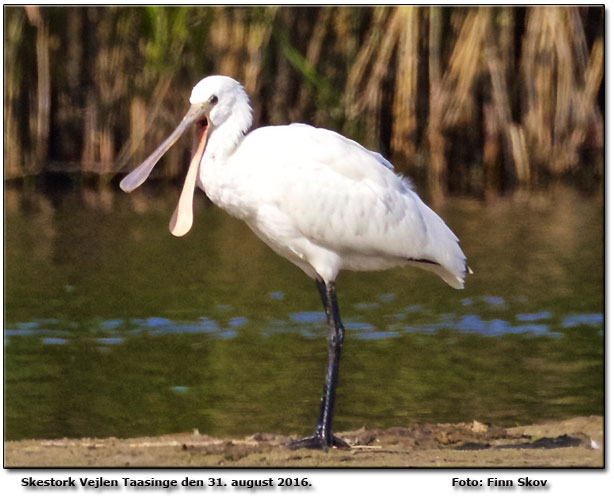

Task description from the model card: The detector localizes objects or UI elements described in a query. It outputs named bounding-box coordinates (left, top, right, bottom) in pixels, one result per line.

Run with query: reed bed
left=3, top=6, right=603, bottom=197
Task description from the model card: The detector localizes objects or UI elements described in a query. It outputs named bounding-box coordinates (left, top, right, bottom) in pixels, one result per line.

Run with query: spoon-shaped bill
left=119, top=105, right=205, bottom=193
left=169, top=124, right=209, bottom=237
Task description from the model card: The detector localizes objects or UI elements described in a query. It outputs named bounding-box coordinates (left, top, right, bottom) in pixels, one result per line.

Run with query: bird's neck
left=205, top=107, right=252, bottom=161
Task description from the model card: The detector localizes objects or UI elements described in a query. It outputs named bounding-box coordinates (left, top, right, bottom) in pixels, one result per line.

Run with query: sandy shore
left=5, top=416, right=603, bottom=467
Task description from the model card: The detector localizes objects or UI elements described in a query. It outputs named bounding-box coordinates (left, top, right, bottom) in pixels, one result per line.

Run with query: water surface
left=4, top=185, right=603, bottom=440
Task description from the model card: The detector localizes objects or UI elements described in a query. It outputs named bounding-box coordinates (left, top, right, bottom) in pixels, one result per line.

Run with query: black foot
left=286, top=434, right=350, bottom=451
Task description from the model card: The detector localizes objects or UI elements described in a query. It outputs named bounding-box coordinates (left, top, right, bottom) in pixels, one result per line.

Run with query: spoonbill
left=120, top=75, right=470, bottom=450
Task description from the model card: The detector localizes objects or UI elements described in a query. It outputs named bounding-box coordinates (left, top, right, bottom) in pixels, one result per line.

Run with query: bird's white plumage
left=126, top=75, right=468, bottom=289
left=186, top=76, right=468, bottom=288
left=119, top=75, right=470, bottom=449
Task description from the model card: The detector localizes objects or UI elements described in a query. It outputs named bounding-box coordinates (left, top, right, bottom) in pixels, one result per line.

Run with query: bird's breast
left=199, top=156, right=260, bottom=221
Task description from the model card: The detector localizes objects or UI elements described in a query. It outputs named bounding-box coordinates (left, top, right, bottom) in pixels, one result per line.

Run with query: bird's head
left=189, top=75, right=251, bottom=130
left=119, top=75, right=251, bottom=237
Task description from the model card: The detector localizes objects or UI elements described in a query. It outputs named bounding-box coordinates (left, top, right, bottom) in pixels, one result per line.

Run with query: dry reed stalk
left=427, top=6, right=446, bottom=200
left=521, top=7, right=555, bottom=168
left=551, top=8, right=574, bottom=173
left=569, top=7, right=589, bottom=69
left=556, top=9, right=603, bottom=169
left=583, top=37, right=604, bottom=143
left=81, top=8, right=137, bottom=174
left=554, top=35, right=604, bottom=170
left=210, top=9, right=243, bottom=79
left=441, top=8, right=488, bottom=128
left=482, top=8, right=517, bottom=191
left=128, top=98, right=147, bottom=165
left=99, top=127, right=114, bottom=177
left=115, top=77, right=173, bottom=171
left=333, top=7, right=358, bottom=65
left=211, top=5, right=277, bottom=103
left=569, top=8, right=604, bottom=150
left=115, top=76, right=173, bottom=171
left=344, top=7, right=390, bottom=120
left=269, top=8, right=298, bottom=124
left=4, top=9, right=25, bottom=179
left=65, top=9, right=82, bottom=94
left=482, top=102, right=500, bottom=188
left=349, top=8, right=401, bottom=148
left=24, top=6, right=50, bottom=175
left=3, top=6, right=603, bottom=192
left=509, top=125, right=530, bottom=183
left=391, top=6, right=419, bottom=160
left=522, top=7, right=603, bottom=175
left=243, top=7, right=278, bottom=123
left=81, top=90, right=98, bottom=171
left=296, top=7, right=332, bottom=115
left=485, top=12, right=530, bottom=185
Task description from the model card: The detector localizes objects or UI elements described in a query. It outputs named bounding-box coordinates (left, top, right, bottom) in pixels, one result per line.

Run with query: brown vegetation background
left=4, top=6, right=604, bottom=198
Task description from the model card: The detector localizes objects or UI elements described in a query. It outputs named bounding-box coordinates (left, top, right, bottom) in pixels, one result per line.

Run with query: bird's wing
left=239, top=125, right=467, bottom=287
left=285, top=124, right=396, bottom=175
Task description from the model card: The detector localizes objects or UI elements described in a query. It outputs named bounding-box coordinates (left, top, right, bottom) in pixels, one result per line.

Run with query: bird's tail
left=414, top=198, right=470, bottom=289
left=408, top=260, right=468, bottom=289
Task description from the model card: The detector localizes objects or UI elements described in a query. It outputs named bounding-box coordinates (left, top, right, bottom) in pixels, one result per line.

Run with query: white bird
left=120, top=75, right=470, bottom=450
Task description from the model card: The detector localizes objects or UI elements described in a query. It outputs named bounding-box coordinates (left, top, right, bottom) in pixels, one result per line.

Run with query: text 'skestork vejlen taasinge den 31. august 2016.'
left=120, top=75, right=471, bottom=451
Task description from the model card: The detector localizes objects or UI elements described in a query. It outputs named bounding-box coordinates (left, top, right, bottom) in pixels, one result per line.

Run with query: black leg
left=287, top=278, right=350, bottom=451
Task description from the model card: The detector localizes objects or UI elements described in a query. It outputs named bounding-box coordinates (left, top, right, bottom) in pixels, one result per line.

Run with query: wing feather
left=236, top=124, right=467, bottom=287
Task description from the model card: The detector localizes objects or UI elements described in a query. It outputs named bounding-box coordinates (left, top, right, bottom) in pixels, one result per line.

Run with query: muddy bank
left=5, top=416, right=603, bottom=467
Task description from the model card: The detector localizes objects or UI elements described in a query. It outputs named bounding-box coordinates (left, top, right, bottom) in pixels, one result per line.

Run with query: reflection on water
left=4, top=185, right=603, bottom=440
left=9, top=301, right=600, bottom=340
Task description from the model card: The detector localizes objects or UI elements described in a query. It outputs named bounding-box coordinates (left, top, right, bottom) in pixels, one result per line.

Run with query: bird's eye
left=209, top=95, right=218, bottom=105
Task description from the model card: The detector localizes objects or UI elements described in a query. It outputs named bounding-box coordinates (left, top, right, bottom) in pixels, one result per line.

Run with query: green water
left=4, top=184, right=603, bottom=440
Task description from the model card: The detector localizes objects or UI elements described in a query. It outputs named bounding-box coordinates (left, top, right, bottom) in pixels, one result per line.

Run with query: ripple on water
left=402, top=314, right=561, bottom=337
left=353, top=302, right=380, bottom=311
left=101, top=319, right=125, bottom=329
left=482, top=296, right=506, bottom=307
left=516, top=311, right=552, bottom=322
left=561, top=313, right=603, bottom=328
left=124, top=317, right=221, bottom=334
left=378, top=293, right=395, bottom=303
left=345, top=322, right=375, bottom=331
left=5, top=319, right=61, bottom=336
left=17, top=321, right=43, bottom=329
left=5, top=328, right=36, bottom=337
left=289, top=311, right=326, bottom=323
left=228, top=317, right=248, bottom=328
left=5, top=306, right=597, bottom=347
left=404, top=304, right=423, bottom=313
left=97, top=337, right=124, bottom=345
left=5, top=326, right=66, bottom=337
left=355, top=331, right=400, bottom=340
left=508, top=324, right=561, bottom=337
left=41, top=337, right=67, bottom=345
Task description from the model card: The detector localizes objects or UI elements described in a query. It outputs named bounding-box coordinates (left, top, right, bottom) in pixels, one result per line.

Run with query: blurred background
left=4, top=6, right=604, bottom=441
left=4, top=5, right=604, bottom=197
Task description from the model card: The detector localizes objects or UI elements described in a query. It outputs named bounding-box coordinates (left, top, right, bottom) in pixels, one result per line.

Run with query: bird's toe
left=286, top=434, right=350, bottom=451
